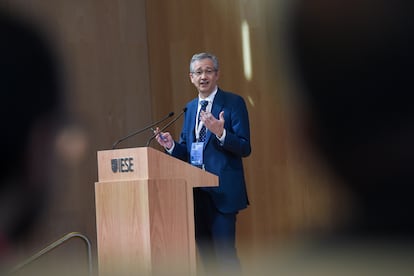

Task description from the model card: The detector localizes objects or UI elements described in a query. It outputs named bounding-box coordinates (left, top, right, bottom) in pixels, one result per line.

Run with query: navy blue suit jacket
left=171, top=89, right=251, bottom=213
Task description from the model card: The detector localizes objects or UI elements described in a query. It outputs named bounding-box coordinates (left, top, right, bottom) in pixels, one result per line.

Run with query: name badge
left=190, top=142, right=204, bottom=166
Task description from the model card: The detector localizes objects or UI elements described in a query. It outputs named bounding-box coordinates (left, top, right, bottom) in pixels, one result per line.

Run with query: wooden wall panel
left=4, top=1, right=153, bottom=273
left=145, top=0, right=346, bottom=268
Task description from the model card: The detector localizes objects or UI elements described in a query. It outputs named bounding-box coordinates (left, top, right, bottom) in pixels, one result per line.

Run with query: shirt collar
left=198, top=86, right=218, bottom=104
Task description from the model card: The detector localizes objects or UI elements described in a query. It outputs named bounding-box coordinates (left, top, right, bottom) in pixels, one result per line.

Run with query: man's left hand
left=200, top=110, right=225, bottom=137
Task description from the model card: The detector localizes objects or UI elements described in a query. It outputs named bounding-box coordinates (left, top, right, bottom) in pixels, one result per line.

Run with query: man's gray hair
left=189, top=52, right=219, bottom=72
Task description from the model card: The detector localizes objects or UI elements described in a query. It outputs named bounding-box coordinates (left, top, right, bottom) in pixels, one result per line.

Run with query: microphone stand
left=146, top=108, right=187, bottom=147
left=112, top=111, right=174, bottom=149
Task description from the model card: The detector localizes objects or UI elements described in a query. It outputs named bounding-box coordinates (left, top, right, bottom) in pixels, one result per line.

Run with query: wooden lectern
left=95, top=147, right=218, bottom=276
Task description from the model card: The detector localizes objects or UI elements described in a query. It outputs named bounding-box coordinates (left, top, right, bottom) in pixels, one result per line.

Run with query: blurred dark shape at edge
left=284, top=0, right=414, bottom=238
left=0, top=4, right=67, bottom=256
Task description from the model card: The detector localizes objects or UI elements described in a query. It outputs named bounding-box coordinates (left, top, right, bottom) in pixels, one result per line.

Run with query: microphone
left=112, top=111, right=174, bottom=149
left=146, top=107, right=187, bottom=147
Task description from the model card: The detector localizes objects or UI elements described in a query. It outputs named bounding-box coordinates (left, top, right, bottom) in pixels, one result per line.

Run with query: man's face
left=189, top=58, right=219, bottom=97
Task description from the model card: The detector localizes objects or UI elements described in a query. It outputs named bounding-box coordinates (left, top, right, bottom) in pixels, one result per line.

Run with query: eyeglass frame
left=190, top=68, right=218, bottom=77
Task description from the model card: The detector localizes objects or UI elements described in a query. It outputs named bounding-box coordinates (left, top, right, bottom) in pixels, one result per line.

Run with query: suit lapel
left=188, top=100, right=197, bottom=143
left=211, top=89, right=224, bottom=118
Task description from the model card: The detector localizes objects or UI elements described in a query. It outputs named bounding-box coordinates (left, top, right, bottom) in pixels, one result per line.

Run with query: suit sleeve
left=220, top=96, right=251, bottom=157
left=171, top=106, right=191, bottom=162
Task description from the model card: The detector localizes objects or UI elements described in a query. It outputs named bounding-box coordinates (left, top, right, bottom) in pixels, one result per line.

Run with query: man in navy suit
left=155, top=52, right=251, bottom=274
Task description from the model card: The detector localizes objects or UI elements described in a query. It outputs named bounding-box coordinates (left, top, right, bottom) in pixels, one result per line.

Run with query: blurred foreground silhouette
left=0, top=6, right=69, bottom=273
left=245, top=1, right=414, bottom=275
left=288, top=0, right=414, bottom=238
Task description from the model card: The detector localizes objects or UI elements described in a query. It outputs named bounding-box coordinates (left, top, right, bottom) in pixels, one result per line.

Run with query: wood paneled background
left=5, top=0, right=350, bottom=274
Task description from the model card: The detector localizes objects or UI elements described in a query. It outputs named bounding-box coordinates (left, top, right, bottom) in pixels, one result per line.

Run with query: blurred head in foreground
left=242, top=1, right=414, bottom=274
left=286, top=0, right=414, bottom=238
left=0, top=7, right=65, bottom=259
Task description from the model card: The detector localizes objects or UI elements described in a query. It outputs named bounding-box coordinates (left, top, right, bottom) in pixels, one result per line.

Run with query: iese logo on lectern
left=111, top=157, right=134, bottom=173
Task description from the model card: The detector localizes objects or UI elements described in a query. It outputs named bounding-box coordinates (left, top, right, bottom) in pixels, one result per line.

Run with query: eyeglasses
left=191, top=68, right=217, bottom=77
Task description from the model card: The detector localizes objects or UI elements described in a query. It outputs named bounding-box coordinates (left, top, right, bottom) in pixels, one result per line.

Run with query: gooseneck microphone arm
left=112, top=111, right=174, bottom=149
left=146, top=107, right=187, bottom=147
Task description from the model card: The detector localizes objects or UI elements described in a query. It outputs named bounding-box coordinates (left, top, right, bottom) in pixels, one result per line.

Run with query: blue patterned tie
left=198, top=100, right=208, bottom=142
